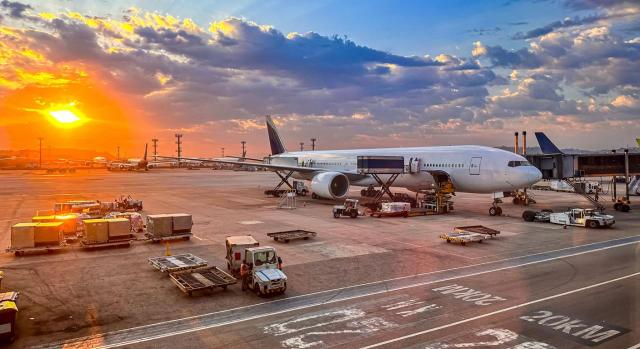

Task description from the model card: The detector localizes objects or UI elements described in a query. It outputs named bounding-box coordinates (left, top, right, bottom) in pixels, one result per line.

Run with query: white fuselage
left=271, top=145, right=542, bottom=194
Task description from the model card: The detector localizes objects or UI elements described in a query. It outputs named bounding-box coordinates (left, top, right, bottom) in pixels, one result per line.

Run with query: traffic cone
left=165, top=241, right=171, bottom=256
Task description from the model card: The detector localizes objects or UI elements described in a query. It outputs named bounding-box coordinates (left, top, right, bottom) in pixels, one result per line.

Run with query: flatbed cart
left=453, top=225, right=500, bottom=238
left=148, top=254, right=208, bottom=273
left=80, top=239, right=132, bottom=249
left=169, top=266, right=237, bottom=296
left=267, top=230, right=317, bottom=243
left=439, top=232, right=487, bottom=246
left=6, top=242, right=68, bottom=256
left=145, top=232, right=192, bottom=243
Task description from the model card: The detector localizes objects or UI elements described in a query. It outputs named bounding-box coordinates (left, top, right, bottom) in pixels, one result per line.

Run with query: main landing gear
left=489, top=198, right=503, bottom=216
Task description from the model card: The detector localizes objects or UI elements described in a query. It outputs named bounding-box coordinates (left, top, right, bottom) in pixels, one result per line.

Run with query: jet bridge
left=357, top=156, right=404, bottom=202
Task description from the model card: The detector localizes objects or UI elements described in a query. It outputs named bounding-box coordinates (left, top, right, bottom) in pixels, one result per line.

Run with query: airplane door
left=469, top=157, right=482, bottom=175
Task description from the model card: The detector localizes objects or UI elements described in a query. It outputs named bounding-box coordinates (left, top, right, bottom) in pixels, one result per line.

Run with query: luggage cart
left=80, top=239, right=132, bottom=249
left=439, top=231, right=487, bottom=246
left=453, top=225, right=500, bottom=238
left=148, top=254, right=208, bottom=273
left=145, top=232, right=192, bottom=243
left=6, top=242, right=68, bottom=256
left=169, top=266, right=237, bottom=296
left=267, top=230, right=317, bottom=243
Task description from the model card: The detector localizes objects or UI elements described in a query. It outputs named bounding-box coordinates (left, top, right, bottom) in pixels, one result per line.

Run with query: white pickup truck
left=549, top=208, right=615, bottom=228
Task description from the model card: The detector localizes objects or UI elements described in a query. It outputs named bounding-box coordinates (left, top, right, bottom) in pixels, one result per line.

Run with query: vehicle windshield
left=254, top=250, right=277, bottom=266
left=508, top=160, right=533, bottom=167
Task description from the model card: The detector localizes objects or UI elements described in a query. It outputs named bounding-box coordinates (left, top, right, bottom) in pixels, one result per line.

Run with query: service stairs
left=563, top=179, right=605, bottom=211
left=630, top=176, right=640, bottom=196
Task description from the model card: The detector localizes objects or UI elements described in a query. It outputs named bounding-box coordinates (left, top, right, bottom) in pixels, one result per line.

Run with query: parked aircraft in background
left=161, top=116, right=542, bottom=215
left=108, top=144, right=174, bottom=171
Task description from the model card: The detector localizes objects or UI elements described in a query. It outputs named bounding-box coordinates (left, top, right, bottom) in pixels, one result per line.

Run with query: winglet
left=266, top=115, right=286, bottom=155
left=535, top=132, right=562, bottom=154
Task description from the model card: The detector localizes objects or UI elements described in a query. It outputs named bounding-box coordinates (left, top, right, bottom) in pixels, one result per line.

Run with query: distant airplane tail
left=266, top=115, right=286, bottom=155
left=143, top=143, right=148, bottom=161
left=535, top=132, right=563, bottom=154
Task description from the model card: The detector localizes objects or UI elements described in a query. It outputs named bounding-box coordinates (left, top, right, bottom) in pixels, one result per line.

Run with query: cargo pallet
left=439, top=232, right=486, bottom=246
left=80, top=239, right=132, bottom=249
left=267, top=230, right=317, bottom=243
left=6, top=243, right=67, bottom=256
left=370, top=211, right=409, bottom=218
left=169, top=266, right=237, bottom=296
left=145, top=232, right=192, bottom=243
left=148, top=253, right=208, bottom=273
left=454, top=225, right=500, bottom=238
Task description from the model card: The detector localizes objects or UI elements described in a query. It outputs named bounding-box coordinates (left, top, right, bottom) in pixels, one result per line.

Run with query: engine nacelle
left=311, top=172, right=349, bottom=199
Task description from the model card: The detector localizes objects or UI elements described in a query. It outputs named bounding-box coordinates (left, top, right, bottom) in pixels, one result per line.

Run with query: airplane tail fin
left=535, top=132, right=563, bottom=154
left=144, top=143, right=148, bottom=161
left=266, top=115, right=286, bottom=155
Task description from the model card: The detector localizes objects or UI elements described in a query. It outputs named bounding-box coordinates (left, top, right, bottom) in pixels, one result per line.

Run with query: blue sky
left=1, top=0, right=639, bottom=154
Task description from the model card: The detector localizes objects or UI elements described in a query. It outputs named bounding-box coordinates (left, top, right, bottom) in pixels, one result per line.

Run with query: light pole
left=310, top=138, right=316, bottom=151
left=38, top=137, right=43, bottom=168
left=221, top=147, right=225, bottom=157
left=152, top=138, right=158, bottom=161
left=300, top=142, right=304, bottom=151
left=241, top=141, right=246, bottom=158
left=175, top=134, right=183, bottom=167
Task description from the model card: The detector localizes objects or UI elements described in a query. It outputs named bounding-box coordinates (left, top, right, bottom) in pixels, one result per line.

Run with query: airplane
left=160, top=116, right=542, bottom=215
left=108, top=144, right=173, bottom=171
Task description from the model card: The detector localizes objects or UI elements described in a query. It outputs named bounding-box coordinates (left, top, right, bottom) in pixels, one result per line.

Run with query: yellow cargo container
left=11, top=223, right=37, bottom=249
left=32, top=215, right=56, bottom=223
left=53, top=214, right=78, bottom=234
left=83, top=219, right=109, bottom=243
left=34, top=222, right=63, bottom=245
left=106, top=218, right=131, bottom=239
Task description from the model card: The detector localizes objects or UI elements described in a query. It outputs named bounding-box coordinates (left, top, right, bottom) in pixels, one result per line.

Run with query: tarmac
left=0, top=169, right=638, bottom=349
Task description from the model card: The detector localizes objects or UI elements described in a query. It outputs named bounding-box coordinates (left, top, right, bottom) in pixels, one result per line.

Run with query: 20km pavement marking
left=360, top=271, right=640, bottom=349
left=32, top=236, right=640, bottom=349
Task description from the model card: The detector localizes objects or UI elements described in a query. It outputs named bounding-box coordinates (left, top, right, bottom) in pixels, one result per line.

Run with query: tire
left=301, top=190, right=307, bottom=196
left=541, top=209, right=553, bottom=213
left=496, top=207, right=503, bottom=216
left=621, top=204, right=630, bottom=212
left=613, top=203, right=621, bottom=211
left=403, top=212, right=409, bottom=218
left=350, top=210, right=358, bottom=218
left=489, top=207, right=497, bottom=216
left=361, top=189, right=367, bottom=196
left=587, top=220, right=599, bottom=228
left=522, top=210, right=536, bottom=222
left=512, top=198, right=520, bottom=205
left=255, top=284, right=262, bottom=297
left=333, top=211, right=340, bottom=219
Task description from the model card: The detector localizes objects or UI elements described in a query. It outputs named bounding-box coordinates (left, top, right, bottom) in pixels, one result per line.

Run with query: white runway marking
left=360, top=271, right=640, bottom=348
left=627, top=343, right=640, bottom=349
left=33, top=236, right=640, bottom=349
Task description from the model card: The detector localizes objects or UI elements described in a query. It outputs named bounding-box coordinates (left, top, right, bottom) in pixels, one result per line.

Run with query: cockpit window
left=508, top=160, right=533, bottom=167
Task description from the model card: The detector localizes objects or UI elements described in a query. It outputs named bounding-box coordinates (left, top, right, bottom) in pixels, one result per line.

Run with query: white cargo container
left=171, top=214, right=193, bottom=233
left=146, top=214, right=173, bottom=237
left=225, top=235, right=259, bottom=276
left=11, top=223, right=37, bottom=249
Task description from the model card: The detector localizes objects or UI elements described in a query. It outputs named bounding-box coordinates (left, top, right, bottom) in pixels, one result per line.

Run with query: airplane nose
left=529, top=167, right=542, bottom=184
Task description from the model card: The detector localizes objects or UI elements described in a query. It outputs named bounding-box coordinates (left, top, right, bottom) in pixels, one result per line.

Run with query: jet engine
left=311, top=172, right=349, bottom=199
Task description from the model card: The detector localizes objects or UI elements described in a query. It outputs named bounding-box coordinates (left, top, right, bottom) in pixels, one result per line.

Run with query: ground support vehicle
left=243, top=246, right=287, bottom=296
left=225, top=235, right=260, bottom=276
left=549, top=208, right=615, bottom=228
left=333, top=199, right=361, bottom=218
left=267, top=230, right=316, bottom=243
left=454, top=225, right=500, bottom=238
left=265, top=180, right=308, bottom=197
left=115, top=196, right=143, bottom=212
left=149, top=254, right=208, bottom=273
left=6, top=242, right=67, bottom=256
left=169, top=266, right=236, bottom=296
left=522, top=209, right=553, bottom=222
left=522, top=208, right=613, bottom=228
left=439, top=231, right=487, bottom=246
left=613, top=197, right=631, bottom=212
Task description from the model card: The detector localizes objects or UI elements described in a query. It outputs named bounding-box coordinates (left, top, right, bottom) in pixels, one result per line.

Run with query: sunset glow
left=49, top=109, right=80, bottom=124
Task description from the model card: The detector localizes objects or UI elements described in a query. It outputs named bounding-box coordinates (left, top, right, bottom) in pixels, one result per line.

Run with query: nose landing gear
left=489, top=198, right=503, bottom=216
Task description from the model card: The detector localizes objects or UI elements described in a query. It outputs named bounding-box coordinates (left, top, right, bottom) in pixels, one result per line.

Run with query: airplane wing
left=157, top=156, right=368, bottom=180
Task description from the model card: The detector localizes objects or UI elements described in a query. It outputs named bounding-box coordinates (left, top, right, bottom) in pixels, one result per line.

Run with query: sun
left=49, top=109, right=80, bottom=124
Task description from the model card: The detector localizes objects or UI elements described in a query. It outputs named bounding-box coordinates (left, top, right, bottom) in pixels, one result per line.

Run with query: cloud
left=511, top=12, right=635, bottom=40
left=0, top=0, right=31, bottom=18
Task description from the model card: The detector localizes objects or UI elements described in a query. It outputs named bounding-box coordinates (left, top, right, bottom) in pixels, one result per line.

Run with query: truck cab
left=244, top=246, right=287, bottom=296
left=550, top=208, right=615, bottom=228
